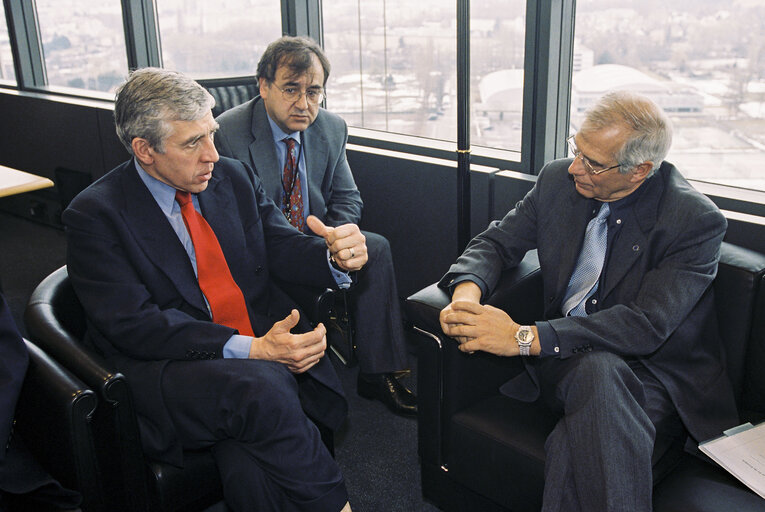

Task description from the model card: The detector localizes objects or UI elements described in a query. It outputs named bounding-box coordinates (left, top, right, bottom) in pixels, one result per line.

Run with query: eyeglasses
left=273, top=84, right=325, bottom=105
left=566, top=136, right=622, bottom=175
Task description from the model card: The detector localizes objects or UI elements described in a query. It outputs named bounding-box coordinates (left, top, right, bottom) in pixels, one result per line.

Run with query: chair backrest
left=197, top=76, right=259, bottom=117
left=714, top=242, right=765, bottom=422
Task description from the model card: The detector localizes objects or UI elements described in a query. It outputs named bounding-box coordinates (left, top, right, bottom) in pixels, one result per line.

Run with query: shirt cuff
left=448, top=274, right=489, bottom=299
left=327, top=249, right=352, bottom=289
left=535, top=321, right=560, bottom=357
left=223, top=334, right=252, bottom=359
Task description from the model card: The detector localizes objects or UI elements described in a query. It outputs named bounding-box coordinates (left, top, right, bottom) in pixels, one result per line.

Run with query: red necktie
left=175, top=191, right=254, bottom=337
left=281, top=137, right=305, bottom=231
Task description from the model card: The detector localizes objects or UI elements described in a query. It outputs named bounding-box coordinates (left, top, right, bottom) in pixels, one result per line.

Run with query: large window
left=0, top=6, right=15, bottom=83
left=470, top=0, right=526, bottom=152
left=156, top=0, right=281, bottom=78
left=323, top=1, right=457, bottom=141
left=572, top=0, right=765, bottom=191
left=323, top=1, right=526, bottom=152
left=36, top=0, right=128, bottom=94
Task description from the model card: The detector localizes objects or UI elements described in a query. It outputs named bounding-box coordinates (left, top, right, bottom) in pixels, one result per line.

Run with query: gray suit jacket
left=440, top=158, right=738, bottom=443
left=215, top=96, right=363, bottom=228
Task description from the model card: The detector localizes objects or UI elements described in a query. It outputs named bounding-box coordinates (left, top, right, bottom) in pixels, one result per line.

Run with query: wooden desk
left=0, top=165, right=54, bottom=198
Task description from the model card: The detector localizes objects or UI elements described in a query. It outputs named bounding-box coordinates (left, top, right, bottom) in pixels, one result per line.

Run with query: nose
left=294, top=92, right=309, bottom=110
left=568, top=154, right=586, bottom=176
left=201, top=135, right=219, bottom=162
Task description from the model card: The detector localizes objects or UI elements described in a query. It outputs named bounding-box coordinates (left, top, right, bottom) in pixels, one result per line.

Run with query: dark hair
left=256, top=36, right=330, bottom=86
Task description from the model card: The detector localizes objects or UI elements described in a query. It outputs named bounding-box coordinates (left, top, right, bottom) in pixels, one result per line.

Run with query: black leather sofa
left=406, top=241, right=765, bottom=511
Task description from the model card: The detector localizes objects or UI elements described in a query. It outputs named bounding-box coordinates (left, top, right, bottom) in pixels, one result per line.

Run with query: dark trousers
left=352, top=231, right=409, bottom=374
left=535, top=351, right=682, bottom=512
left=161, top=358, right=347, bottom=512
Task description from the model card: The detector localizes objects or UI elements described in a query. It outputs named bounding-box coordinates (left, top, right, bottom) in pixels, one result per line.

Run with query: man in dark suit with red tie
left=63, top=68, right=363, bottom=511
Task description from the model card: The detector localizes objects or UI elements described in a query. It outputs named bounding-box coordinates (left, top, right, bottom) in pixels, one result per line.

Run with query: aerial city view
left=2, top=0, right=762, bottom=190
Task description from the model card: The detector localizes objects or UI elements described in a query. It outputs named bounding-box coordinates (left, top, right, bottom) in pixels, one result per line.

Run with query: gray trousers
left=535, top=351, right=682, bottom=512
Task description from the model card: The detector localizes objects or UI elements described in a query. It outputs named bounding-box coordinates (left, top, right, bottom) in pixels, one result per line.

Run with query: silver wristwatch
left=515, top=325, right=534, bottom=356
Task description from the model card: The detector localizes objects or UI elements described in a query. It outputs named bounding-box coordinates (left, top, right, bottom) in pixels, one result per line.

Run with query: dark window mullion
left=4, top=0, right=46, bottom=88
left=121, top=0, right=161, bottom=70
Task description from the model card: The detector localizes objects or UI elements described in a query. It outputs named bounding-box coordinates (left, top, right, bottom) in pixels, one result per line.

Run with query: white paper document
left=699, top=421, right=765, bottom=500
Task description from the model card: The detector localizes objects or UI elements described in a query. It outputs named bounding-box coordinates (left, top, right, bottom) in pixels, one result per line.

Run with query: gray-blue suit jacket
left=214, top=96, right=362, bottom=228
left=440, top=158, right=738, bottom=444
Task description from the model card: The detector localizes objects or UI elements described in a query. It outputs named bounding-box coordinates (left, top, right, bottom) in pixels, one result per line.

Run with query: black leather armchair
left=12, top=339, right=100, bottom=511
left=406, top=242, right=765, bottom=511
left=24, top=266, right=341, bottom=511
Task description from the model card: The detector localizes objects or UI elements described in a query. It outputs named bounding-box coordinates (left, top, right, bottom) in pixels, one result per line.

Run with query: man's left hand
left=441, top=301, right=520, bottom=356
left=306, top=215, right=367, bottom=272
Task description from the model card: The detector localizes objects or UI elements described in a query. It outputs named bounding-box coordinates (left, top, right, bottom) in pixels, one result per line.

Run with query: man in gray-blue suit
left=439, top=91, right=738, bottom=511
left=215, top=36, right=416, bottom=417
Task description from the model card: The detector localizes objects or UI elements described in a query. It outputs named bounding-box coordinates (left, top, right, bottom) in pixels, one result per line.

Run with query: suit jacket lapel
left=198, top=172, right=247, bottom=264
left=552, top=191, right=594, bottom=303
left=303, top=114, right=330, bottom=216
left=249, top=98, right=283, bottom=204
left=118, top=165, right=208, bottom=313
left=600, top=174, right=663, bottom=300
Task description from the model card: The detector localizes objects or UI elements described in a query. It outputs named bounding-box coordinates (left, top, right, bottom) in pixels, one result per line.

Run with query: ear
left=630, top=161, right=653, bottom=182
left=132, top=137, right=155, bottom=166
left=258, top=78, right=270, bottom=99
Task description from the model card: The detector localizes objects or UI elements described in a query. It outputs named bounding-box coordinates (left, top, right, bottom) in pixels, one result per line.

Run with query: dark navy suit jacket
left=63, top=157, right=347, bottom=465
left=441, top=159, right=739, bottom=443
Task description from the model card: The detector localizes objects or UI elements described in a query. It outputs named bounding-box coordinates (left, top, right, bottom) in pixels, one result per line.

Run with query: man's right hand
left=249, top=309, right=327, bottom=373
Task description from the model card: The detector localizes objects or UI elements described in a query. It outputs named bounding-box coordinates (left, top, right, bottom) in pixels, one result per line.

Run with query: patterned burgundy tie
left=175, top=190, right=254, bottom=337
left=281, top=137, right=305, bottom=231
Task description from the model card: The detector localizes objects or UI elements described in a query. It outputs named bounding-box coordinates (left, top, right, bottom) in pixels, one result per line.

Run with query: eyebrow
left=573, top=137, right=605, bottom=168
left=181, top=125, right=218, bottom=146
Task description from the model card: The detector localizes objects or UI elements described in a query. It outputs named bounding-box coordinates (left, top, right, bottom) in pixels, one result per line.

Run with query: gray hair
left=581, top=90, right=673, bottom=177
left=114, top=67, right=215, bottom=155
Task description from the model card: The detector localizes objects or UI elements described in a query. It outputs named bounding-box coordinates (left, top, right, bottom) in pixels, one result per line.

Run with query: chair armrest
left=406, top=251, right=543, bottom=466
left=14, top=339, right=102, bottom=510
left=274, top=279, right=336, bottom=326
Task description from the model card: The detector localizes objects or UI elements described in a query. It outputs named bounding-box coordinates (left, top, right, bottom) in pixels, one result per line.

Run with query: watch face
left=517, top=327, right=533, bottom=344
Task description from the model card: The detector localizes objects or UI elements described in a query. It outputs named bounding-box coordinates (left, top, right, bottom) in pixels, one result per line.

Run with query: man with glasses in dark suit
left=439, top=91, right=738, bottom=512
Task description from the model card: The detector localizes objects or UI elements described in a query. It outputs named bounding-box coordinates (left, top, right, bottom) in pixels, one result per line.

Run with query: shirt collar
left=266, top=113, right=302, bottom=145
left=133, top=158, right=179, bottom=216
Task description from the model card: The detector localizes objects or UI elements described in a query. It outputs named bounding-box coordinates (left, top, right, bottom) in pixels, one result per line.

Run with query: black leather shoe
left=357, top=372, right=417, bottom=417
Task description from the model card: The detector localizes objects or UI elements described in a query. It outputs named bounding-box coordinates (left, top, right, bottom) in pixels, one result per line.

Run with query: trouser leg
left=352, top=231, right=408, bottom=374
left=537, top=352, right=659, bottom=512
left=161, top=359, right=347, bottom=512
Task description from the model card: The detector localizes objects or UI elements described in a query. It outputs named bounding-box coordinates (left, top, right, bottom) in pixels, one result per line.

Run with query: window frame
left=0, top=0, right=764, bottom=216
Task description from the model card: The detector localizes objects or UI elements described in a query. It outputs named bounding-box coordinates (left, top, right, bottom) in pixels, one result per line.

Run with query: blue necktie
left=562, top=202, right=610, bottom=317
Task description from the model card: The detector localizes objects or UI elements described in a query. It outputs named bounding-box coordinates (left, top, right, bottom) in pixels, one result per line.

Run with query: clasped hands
left=439, top=281, right=525, bottom=357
